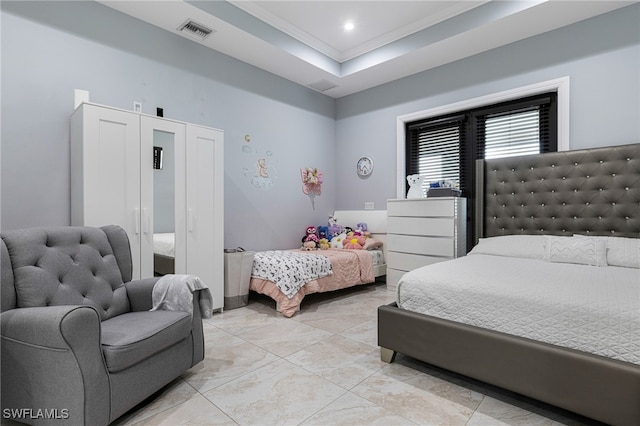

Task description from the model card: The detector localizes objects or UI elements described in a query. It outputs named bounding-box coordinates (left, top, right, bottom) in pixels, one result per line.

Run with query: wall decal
left=242, top=136, right=277, bottom=190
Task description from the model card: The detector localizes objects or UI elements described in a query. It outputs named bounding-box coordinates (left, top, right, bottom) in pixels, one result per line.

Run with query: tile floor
left=3, top=282, right=600, bottom=426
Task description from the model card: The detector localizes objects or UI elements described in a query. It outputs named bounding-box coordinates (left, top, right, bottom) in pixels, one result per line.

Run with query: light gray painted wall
left=2, top=2, right=638, bottom=249
left=335, top=4, right=640, bottom=210
left=0, top=1, right=335, bottom=251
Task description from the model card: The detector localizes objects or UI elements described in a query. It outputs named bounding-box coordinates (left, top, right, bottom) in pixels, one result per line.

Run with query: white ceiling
left=99, top=0, right=636, bottom=98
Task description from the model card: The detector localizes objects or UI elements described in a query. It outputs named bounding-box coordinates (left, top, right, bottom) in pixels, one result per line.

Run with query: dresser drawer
left=388, top=198, right=460, bottom=217
left=386, top=251, right=449, bottom=271
left=387, top=216, right=454, bottom=237
left=387, top=234, right=454, bottom=256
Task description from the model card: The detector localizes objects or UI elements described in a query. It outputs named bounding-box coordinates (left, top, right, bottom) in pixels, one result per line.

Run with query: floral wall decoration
left=301, top=167, right=322, bottom=209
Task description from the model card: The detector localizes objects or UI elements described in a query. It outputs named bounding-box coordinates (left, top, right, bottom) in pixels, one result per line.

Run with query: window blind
left=405, top=92, right=557, bottom=251
left=406, top=116, right=466, bottom=193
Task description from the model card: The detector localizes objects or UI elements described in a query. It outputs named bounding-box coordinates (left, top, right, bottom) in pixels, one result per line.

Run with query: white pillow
left=546, top=236, right=607, bottom=267
left=574, top=235, right=640, bottom=269
left=469, top=235, right=547, bottom=260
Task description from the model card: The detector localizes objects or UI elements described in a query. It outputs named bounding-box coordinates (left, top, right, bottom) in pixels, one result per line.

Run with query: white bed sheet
left=397, top=254, right=640, bottom=365
left=369, top=249, right=385, bottom=266
left=153, top=233, right=175, bottom=257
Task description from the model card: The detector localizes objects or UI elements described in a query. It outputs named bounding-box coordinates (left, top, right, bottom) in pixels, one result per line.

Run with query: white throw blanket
left=251, top=250, right=333, bottom=299
left=150, top=274, right=213, bottom=319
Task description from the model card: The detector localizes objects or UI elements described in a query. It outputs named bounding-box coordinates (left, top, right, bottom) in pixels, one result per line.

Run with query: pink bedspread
left=250, top=248, right=375, bottom=317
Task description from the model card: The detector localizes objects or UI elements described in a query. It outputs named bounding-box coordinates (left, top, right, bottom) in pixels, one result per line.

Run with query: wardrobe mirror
left=152, top=129, right=176, bottom=276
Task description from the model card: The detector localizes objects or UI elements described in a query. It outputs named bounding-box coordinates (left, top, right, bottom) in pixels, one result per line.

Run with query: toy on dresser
left=406, top=174, right=427, bottom=199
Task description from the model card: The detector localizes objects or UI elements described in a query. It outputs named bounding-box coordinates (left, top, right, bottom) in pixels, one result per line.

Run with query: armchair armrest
left=124, top=277, right=160, bottom=311
left=1, top=306, right=110, bottom=425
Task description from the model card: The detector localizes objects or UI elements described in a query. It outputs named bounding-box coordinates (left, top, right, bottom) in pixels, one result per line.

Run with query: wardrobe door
left=141, top=117, right=186, bottom=279
left=186, top=125, right=224, bottom=311
left=71, top=104, right=142, bottom=278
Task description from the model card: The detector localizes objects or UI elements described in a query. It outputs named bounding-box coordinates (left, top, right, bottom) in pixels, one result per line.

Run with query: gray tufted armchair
left=1, top=225, right=205, bottom=425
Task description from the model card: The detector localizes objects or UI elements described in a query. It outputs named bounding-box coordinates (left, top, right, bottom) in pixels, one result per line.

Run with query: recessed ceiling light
left=344, top=21, right=355, bottom=31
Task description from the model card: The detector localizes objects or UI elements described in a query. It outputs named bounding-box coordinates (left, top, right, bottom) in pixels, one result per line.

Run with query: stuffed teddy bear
left=406, top=174, right=427, bottom=199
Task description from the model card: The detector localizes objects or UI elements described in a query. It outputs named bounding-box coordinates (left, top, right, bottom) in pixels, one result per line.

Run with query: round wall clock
left=357, top=156, right=374, bottom=177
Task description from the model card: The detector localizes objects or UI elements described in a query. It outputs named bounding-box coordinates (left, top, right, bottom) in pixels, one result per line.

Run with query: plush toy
left=330, top=232, right=347, bottom=248
left=356, top=222, right=368, bottom=232
left=301, top=226, right=317, bottom=243
left=343, top=233, right=366, bottom=249
left=406, top=174, right=427, bottom=199
left=318, top=238, right=330, bottom=250
left=302, top=234, right=319, bottom=250
left=317, top=225, right=330, bottom=241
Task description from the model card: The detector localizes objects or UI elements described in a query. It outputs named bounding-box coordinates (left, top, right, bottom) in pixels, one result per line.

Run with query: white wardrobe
left=71, top=102, right=224, bottom=311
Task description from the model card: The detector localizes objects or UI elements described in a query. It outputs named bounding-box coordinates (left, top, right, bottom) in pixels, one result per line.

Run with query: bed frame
left=378, top=143, right=640, bottom=426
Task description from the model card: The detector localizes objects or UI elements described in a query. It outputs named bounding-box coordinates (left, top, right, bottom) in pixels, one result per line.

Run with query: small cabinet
left=386, top=198, right=466, bottom=287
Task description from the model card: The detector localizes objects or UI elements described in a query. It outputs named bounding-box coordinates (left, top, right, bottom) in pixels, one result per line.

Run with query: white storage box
left=223, top=249, right=254, bottom=310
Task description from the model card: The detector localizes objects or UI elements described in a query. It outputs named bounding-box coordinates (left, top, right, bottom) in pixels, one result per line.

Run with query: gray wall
left=0, top=1, right=335, bottom=251
left=2, top=2, right=638, bottom=249
left=334, top=4, right=640, bottom=210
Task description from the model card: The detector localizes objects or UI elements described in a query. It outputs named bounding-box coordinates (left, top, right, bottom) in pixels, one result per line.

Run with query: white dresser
left=386, top=198, right=466, bottom=287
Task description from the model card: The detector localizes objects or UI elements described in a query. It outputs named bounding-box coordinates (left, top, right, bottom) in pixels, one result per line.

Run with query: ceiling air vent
left=178, top=19, right=215, bottom=40
left=307, top=79, right=338, bottom=93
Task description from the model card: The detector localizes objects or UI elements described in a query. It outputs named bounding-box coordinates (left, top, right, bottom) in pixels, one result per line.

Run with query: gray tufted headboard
left=475, top=143, right=640, bottom=241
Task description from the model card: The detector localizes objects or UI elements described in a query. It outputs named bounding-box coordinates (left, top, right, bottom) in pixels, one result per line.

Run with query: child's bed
left=250, top=210, right=388, bottom=317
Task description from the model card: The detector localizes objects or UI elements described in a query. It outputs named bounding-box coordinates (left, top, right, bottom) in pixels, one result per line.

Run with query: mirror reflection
left=153, top=130, right=175, bottom=276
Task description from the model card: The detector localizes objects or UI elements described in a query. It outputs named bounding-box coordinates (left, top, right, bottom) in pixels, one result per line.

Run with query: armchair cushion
left=101, top=310, right=191, bottom=373
left=2, top=227, right=130, bottom=320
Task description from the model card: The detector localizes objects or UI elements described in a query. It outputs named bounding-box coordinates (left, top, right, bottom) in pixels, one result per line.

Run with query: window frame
left=395, top=77, right=570, bottom=198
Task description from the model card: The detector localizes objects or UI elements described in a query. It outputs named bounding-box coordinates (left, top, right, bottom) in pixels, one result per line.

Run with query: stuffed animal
left=301, top=226, right=317, bottom=243
left=356, top=222, right=367, bottom=232
left=343, top=233, right=366, bottom=250
left=318, top=238, right=330, bottom=250
left=406, top=174, right=427, bottom=199
left=328, top=216, right=342, bottom=237
left=317, top=225, right=330, bottom=241
left=330, top=232, right=347, bottom=248
left=302, top=234, right=318, bottom=250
